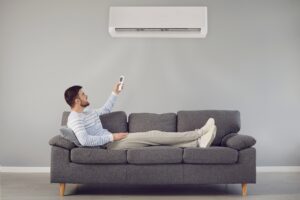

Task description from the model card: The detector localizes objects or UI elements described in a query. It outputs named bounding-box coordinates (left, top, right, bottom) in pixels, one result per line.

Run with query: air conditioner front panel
left=109, top=7, right=207, bottom=38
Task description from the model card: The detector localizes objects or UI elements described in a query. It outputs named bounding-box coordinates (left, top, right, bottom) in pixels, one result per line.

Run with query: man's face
left=76, top=89, right=90, bottom=107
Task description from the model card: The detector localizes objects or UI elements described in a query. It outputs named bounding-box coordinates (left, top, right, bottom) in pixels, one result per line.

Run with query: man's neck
left=71, top=106, right=85, bottom=113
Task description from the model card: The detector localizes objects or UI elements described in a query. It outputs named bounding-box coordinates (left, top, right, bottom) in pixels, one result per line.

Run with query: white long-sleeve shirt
left=67, top=92, right=117, bottom=146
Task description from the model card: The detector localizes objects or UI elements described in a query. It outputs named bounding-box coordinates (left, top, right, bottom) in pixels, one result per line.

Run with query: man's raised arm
left=95, top=82, right=122, bottom=116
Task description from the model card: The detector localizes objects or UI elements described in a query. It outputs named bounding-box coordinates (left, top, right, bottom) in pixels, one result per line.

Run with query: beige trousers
left=104, top=130, right=201, bottom=150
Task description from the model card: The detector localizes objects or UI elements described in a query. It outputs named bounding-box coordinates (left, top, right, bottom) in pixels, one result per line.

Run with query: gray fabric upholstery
left=49, top=135, right=75, bottom=150
left=222, top=133, right=256, bottom=150
left=126, top=164, right=183, bottom=184
left=221, top=132, right=238, bottom=145
left=60, top=127, right=82, bottom=147
left=61, top=111, right=128, bottom=133
left=129, top=113, right=177, bottom=132
left=177, top=110, right=241, bottom=145
left=100, top=111, right=128, bottom=133
left=71, top=147, right=127, bottom=164
left=51, top=146, right=127, bottom=184
left=50, top=145, right=256, bottom=184
left=183, top=148, right=256, bottom=184
left=127, top=146, right=182, bottom=164
left=50, top=110, right=256, bottom=187
left=61, top=111, right=70, bottom=126
left=183, top=146, right=238, bottom=164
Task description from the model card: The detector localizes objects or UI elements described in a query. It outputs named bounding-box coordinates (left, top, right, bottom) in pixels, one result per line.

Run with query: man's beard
left=80, top=101, right=90, bottom=107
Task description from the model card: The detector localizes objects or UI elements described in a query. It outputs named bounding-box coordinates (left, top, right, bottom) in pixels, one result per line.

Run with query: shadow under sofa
left=49, top=110, right=256, bottom=196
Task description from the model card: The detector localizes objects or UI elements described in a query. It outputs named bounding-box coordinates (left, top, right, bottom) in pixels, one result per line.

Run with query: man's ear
left=74, top=98, right=80, bottom=104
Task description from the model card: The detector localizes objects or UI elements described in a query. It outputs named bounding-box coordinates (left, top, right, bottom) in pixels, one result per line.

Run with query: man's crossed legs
left=105, top=118, right=217, bottom=150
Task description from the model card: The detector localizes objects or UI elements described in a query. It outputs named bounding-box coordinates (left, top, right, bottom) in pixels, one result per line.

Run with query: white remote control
left=118, top=75, right=125, bottom=91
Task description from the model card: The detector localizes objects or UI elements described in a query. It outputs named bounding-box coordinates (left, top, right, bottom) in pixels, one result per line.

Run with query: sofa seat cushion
left=127, top=146, right=183, bottom=164
left=183, top=146, right=238, bottom=164
left=71, top=147, right=127, bottom=164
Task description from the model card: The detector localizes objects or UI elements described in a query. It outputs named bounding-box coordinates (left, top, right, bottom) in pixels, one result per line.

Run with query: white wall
left=0, top=0, right=300, bottom=166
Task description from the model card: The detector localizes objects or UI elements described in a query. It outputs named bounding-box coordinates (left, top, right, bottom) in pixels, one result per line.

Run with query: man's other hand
left=113, top=132, right=128, bottom=141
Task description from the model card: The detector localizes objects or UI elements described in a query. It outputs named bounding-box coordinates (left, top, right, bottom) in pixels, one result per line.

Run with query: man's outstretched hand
left=113, top=82, right=124, bottom=95
left=113, top=132, right=128, bottom=141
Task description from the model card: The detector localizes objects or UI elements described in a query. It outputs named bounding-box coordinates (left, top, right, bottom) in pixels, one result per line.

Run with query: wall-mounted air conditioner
left=108, top=6, right=207, bottom=38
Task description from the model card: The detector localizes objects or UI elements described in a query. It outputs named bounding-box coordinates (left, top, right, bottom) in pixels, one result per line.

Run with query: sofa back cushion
left=100, top=111, right=128, bottom=133
left=177, top=110, right=240, bottom=146
left=61, top=111, right=128, bottom=133
left=128, top=113, right=177, bottom=132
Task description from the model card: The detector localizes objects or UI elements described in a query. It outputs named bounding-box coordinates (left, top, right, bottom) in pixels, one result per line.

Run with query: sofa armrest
left=221, top=133, right=256, bottom=151
left=49, top=135, right=76, bottom=150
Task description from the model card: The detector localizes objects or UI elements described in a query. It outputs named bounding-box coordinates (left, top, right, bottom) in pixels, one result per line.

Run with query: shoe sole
left=200, top=125, right=217, bottom=148
left=199, top=118, right=215, bottom=135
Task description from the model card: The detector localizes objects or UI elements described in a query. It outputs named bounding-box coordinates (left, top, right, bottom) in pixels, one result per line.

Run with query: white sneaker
left=198, top=125, right=217, bottom=148
left=195, top=118, right=215, bottom=136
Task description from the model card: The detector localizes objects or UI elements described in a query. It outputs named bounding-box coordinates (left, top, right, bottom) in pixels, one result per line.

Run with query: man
left=64, top=82, right=217, bottom=150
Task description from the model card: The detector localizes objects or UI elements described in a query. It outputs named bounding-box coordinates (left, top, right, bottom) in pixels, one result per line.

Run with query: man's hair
left=64, top=85, right=82, bottom=108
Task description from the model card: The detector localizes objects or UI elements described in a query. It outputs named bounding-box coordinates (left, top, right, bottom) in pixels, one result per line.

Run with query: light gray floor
left=1, top=172, right=300, bottom=200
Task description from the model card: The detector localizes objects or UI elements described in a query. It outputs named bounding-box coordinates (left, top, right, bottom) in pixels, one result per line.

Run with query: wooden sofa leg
left=59, top=183, right=65, bottom=196
left=242, top=183, right=247, bottom=196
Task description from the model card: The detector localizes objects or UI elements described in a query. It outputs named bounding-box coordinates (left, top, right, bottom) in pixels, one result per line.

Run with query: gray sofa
left=49, top=110, right=256, bottom=196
